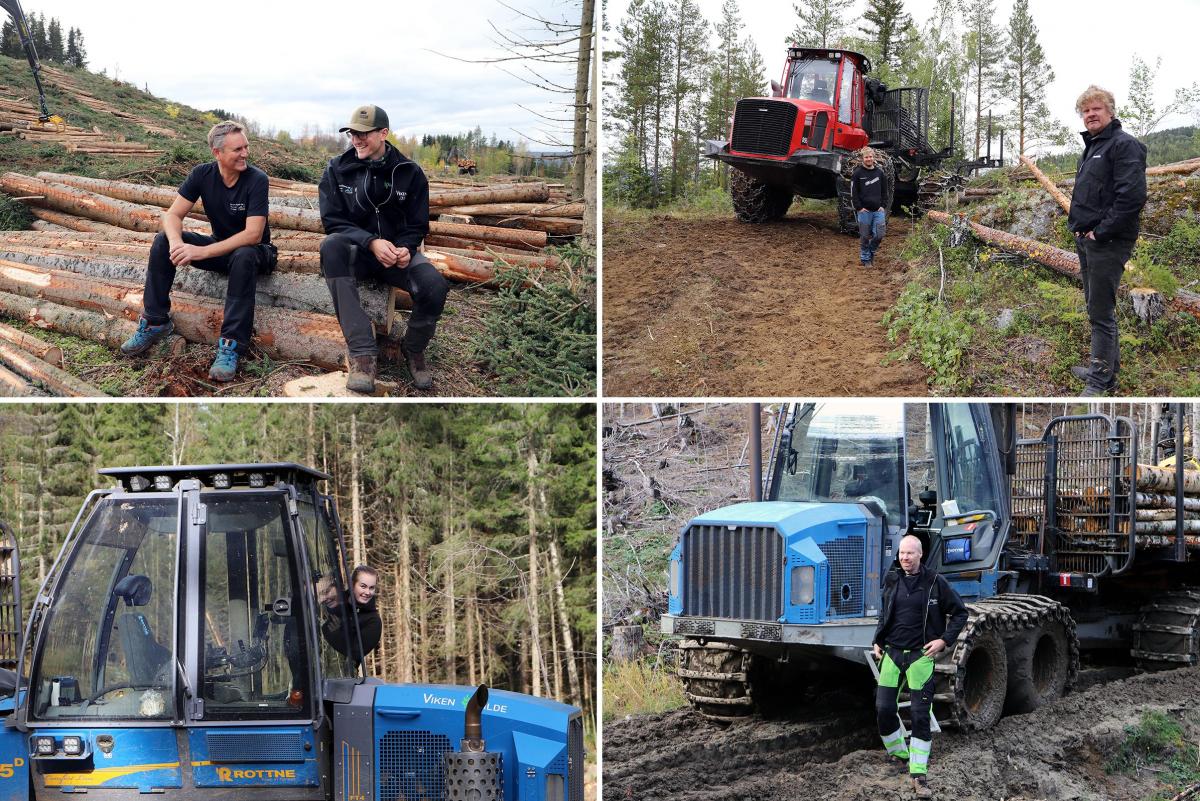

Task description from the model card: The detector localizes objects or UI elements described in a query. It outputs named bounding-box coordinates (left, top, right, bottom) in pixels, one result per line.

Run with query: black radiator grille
left=568, top=716, right=584, bottom=801
left=682, top=524, right=783, bottom=621
left=731, top=100, right=798, bottom=157
left=378, top=730, right=451, bottom=801
left=819, top=536, right=864, bottom=617
left=206, top=731, right=305, bottom=762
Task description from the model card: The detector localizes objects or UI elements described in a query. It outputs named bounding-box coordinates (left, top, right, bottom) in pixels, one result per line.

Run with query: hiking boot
left=402, top=343, right=433, bottom=390
left=1070, top=364, right=1091, bottom=383
left=120, top=316, right=174, bottom=356
left=346, top=354, right=376, bottom=394
left=208, top=338, right=239, bottom=382
left=911, top=775, right=933, bottom=798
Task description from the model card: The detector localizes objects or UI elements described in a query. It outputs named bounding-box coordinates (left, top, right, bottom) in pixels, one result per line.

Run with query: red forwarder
left=706, top=47, right=1000, bottom=233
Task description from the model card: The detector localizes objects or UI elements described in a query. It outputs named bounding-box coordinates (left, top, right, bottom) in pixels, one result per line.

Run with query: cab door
left=183, top=488, right=326, bottom=798
left=833, top=56, right=869, bottom=151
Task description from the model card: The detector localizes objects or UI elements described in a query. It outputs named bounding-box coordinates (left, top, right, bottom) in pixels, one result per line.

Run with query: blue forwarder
left=0, top=464, right=582, bottom=801
left=662, top=403, right=1200, bottom=729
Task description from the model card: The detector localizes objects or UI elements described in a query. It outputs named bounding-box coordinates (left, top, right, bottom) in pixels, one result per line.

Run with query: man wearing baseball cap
left=317, top=104, right=449, bottom=392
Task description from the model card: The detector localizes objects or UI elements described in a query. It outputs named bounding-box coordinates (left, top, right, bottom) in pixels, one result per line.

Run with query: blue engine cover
left=0, top=696, right=29, bottom=801
left=668, top=501, right=873, bottom=624
left=368, top=684, right=579, bottom=801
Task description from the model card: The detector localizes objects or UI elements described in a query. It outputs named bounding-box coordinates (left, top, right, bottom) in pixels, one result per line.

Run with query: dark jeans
left=143, top=231, right=266, bottom=352
left=319, top=232, right=450, bottom=357
left=858, top=209, right=886, bottom=263
left=1075, top=236, right=1134, bottom=389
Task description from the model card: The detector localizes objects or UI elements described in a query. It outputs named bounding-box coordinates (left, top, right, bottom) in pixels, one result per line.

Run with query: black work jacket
left=318, top=142, right=430, bottom=254
left=1067, top=118, right=1147, bottom=243
left=322, top=592, right=382, bottom=667
left=872, top=564, right=968, bottom=649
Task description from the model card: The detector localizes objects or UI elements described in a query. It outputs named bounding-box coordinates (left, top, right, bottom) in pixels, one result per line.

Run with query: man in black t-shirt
left=851, top=148, right=888, bottom=266
left=120, top=120, right=275, bottom=382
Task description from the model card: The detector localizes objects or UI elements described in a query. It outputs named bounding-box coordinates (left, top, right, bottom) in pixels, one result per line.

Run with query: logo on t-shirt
left=229, top=202, right=246, bottom=212
left=396, top=192, right=407, bottom=201
left=339, top=184, right=355, bottom=195
left=864, top=177, right=879, bottom=186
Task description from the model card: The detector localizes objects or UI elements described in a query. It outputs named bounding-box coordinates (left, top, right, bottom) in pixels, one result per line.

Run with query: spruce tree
left=0, top=18, right=18, bottom=59
left=859, top=0, right=911, bottom=72
left=666, top=0, right=708, bottom=200
left=786, top=0, right=852, bottom=48
left=46, top=17, right=63, bottom=63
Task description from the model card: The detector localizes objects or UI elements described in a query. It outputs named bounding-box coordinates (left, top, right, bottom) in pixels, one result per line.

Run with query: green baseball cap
left=340, top=105, right=390, bottom=133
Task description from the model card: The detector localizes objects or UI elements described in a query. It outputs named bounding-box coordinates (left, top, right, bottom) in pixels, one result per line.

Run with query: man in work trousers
left=1068, top=85, right=1147, bottom=397
left=318, top=105, right=449, bottom=393
left=873, top=534, right=968, bottom=798
left=852, top=148, right=887, bottom=266
left=120, top=120, right=275, bottom=381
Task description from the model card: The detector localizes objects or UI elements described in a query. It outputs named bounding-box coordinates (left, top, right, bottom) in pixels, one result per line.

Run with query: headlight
left=61, top=736, right=83, bottom=756
left=790, top=565, right=815, bottom=605
left=33, top=735, right=55, bottom=755
left=669, top=559, right=680, bottom=598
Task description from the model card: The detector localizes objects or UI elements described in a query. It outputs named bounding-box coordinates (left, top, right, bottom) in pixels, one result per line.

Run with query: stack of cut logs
left=38, top=65, right=178, bottom=138
left=0, top=170, right=579, bottom=395
left=0, top=91, right=166, bottom=156
left=1128, top=463, right=1200, bottom=542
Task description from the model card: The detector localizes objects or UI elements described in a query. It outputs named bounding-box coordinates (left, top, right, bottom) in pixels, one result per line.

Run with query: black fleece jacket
left=318, top=141, right=430, bottom=254
left=322, top=591, right=382, bottom=667
left=1068, top=118, right=1147, bottom=243
left=872, top=564, right=968, bottom=649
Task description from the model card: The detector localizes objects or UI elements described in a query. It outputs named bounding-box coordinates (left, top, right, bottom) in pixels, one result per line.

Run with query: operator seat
left=113, top=574, right=171, bottom=686
left=808, top=78, right=832, bottom=105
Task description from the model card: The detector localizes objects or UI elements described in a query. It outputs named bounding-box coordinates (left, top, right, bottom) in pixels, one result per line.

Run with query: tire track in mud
left=602, top=665, right=1200, bottom=801
left=602, top=209, right=930, bottom=397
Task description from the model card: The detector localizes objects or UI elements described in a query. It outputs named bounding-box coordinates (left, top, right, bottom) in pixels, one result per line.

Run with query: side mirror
left=770, top=80, right=783, bottom=98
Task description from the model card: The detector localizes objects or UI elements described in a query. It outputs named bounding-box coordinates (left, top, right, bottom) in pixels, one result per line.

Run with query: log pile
left=0, top=170, right=575, bottom=394
left=1128, top=464, right=1200, bottom=540
left=0, top=91, right=165, bottom=156
left=38, top=65, right=178, bottom=138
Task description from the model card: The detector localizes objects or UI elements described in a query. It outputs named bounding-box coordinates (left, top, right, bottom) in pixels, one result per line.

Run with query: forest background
left=0, top=403, right=597, bottom=726
left=604, top=0, right=1200, bottom=208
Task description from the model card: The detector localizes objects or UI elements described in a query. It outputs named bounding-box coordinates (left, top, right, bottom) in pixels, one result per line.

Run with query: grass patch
left=602, top=657, right=687, bottom=722
left=0, top=194, right=33, bottom=230
left=472, top=243, right=596, bottom=396
left=1106, top=710, right=1200, bottom=801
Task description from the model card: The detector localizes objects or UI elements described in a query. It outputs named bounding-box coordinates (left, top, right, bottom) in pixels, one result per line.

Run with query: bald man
left=871, top=535, right=968, bottom=797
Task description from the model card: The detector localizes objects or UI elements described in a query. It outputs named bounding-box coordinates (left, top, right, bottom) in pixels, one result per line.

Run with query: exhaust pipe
left=444, top=684, right=502, bottom=800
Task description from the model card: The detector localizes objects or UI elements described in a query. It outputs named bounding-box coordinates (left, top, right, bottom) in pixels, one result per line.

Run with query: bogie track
left=677, top=639, right=755, bottom=722
left=933, top=594, right=1079, bottom=730
left=1132, top=589, right=1200, bottom=670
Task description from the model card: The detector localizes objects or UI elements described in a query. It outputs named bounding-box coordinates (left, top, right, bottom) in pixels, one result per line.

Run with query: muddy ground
left=602, top=206, right=929, bottom=396
left=603, top=663, right=1194, bottom=801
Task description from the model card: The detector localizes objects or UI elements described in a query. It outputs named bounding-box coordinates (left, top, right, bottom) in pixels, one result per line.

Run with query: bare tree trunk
left=547, top=536, right=581, bottom=704
left=444, top=550, right=456, bottom=683
left=525, top=448, right=544, bottom=697
left=475, top=594, right=487, bottom=684
left=465, top=592, right=478, bottom=685
left=350, top=413, right=364, bottom=567
left=306, top=404, right=314, bottom=469
left=397, top=514, right=413, bottom=682
left=549, top=576, right=562, bottom=700
left=418, top=552, right=429, bottom=684
left=571, top=0, right=595, bottom=200
left=582, top=5, right=598, bottom=247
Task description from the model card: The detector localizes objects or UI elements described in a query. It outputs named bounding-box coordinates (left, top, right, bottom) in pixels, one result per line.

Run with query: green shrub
left=0, top=194, right=34, bottom=230
left=884, top=285, right=974, bottom=387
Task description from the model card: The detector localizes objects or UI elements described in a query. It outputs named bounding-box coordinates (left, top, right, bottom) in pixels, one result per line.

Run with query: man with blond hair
left=1068, top=85, right=1147, bottom=396
left=120, top=120, right=276, bottom=382
left=851, top=148, right=888, bottom=266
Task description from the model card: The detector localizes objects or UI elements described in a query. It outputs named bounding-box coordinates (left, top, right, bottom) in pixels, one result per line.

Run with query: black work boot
left=402, top=342, right=433, bottom=390
left=346, top=354, right=376, bottom=394
left=911, top=775, right=933, bottom=798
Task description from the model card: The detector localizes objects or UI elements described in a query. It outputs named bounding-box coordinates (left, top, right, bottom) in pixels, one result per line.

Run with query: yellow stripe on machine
left=42, top=762, right=181, bottom=787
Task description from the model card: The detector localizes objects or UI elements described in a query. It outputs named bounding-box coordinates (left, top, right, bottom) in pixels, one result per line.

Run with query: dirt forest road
left=602, top=208, right=930, bottom=396
left=603, top=664, right=1195, bottom=801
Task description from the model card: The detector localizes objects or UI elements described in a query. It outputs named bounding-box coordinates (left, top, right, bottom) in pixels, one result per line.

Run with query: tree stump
left=1131, top=287, right=1165, bottom=326
left=609, top=625, right=646, bottom=664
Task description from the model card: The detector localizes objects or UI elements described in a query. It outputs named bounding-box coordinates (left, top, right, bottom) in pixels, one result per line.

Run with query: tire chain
left=915, top=170, right=966, bottom=216
left=933, top=594, right=1079, bottom=730
left=676, top=639, right=756, bottom=722
left=1132, top=588, right=1200, bottom=670
left=729, top=170, right=792, bottom=224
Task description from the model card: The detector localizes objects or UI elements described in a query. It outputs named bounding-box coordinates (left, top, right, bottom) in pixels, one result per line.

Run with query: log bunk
left=0, top=170, right=584, bottom=396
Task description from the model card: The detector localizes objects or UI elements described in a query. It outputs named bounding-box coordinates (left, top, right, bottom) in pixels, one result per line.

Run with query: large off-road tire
left=933, top=595, right=1077, bottom=730
left=836, top=150, right=895, bottom=235
left=1132, top=589, right=1200, bottom=670
left=676, top=640, right=755, bottom=722
left=729, top=170, right=793, bottom=223
left=1004, top=618, right=1071, bottom=714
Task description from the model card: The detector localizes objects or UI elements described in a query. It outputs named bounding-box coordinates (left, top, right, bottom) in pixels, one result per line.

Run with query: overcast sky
left=603, top=0, right=1200, bottom=155
left=28, top=0, right=584, bottom=145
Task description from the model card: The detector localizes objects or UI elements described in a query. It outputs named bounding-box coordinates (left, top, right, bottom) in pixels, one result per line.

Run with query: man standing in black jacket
left=318, top=105, right=449, bottom=393
left=872, top=535, right=968, bottom=798
left=851, top=148, right=888, bottom=266
left=1068, top=86, right=1147, bottom=396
